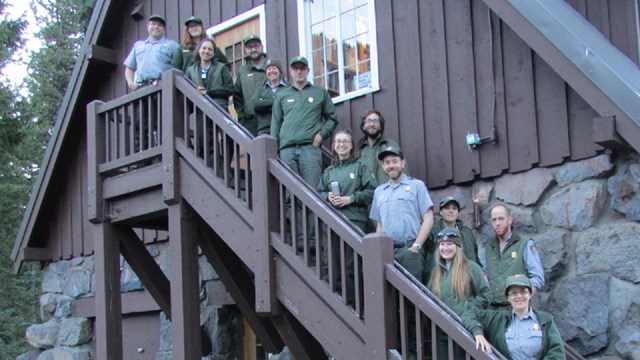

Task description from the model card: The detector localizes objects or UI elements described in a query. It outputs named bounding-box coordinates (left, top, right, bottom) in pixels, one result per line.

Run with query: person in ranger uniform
left=485, top=204, right=544, bottom=308
left=233, top=35, right=268, bottom=135
left=356, top=109, right=403, bottom=184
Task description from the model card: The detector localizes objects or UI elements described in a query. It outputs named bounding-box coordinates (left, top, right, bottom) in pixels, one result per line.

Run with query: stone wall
left=20, top=241, right=242, bottom=360
left=430, top=151, right=640, bottom=359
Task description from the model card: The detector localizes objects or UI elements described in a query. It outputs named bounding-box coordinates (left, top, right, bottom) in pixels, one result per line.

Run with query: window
left=298, top=0, right=379, bottom=102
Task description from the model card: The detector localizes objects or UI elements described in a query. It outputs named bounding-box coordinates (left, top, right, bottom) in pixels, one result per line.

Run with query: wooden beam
left=21, top=247, right=50, bottom=261
left=270, top=313, right=327, bottom=360
left=93, top=222, right=123, bottom=359
left=168, top=202, right=201, bottom=359
left=593, top=116, right=630, bottom=151
left=197, top=222, right=285, bottom=354
left=86, top=44, right=119, bottom=66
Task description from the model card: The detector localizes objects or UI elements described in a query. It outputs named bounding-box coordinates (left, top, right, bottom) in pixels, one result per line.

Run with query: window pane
left=344, top=65, right=356, bottom=93
left=356, top=33, right=370, bottom=62
left=324, top=17, right=338, bottom=48
left=341, top=10, right=356, bottom=40
left=310, top=0, right=323, bottom=25
left=327, top=70, right=340, bottom=98
left=358, top=58, right=371, bottom=75
left=343, top=38, right=356, bottom=67
left=311, top=23, right=325, bottom=50
left=355, top=5, right=369, bottom=35
left=355, top=0, right=367, bottom=7
left=312, top=49, right=325, bottom=77
left=313, top=75, right=325, bottom=88
left=326, top=42, right=338, bottom=72
left=323, top=0, right=338, bottom=19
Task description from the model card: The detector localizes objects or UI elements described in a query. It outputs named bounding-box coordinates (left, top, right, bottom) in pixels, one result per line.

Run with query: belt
left=490, top=302, right=509, bottom=308
left=393, top=239, right=415, bottom=249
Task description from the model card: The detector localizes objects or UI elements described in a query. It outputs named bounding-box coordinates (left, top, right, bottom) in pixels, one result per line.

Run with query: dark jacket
left=423, top=218, right=481, bottom=282
left=356, top=134, right=400, bottom=184
left=233, top=54, right=268, bottom=135
left=485, top=232, right=530, bottom=304
left=172, top=44, right=229, bottom=73
left=461, top=307, right=566, bottom=360
left=252, top=80, right=288, bottom=135
left=184, top=60, right=234, bottom=108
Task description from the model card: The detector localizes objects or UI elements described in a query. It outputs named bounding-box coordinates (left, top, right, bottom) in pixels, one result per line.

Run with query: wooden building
left=11, top=0, right=640, bottom=359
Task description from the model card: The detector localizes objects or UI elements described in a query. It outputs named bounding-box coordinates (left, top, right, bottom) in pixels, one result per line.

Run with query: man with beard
left=369, top=146, right=434, bottom=280
left=233, top=35, right=268, bottom=135
left=485, top=203, right=544, bottom=308
left=356, top=109, right=402, bottom=184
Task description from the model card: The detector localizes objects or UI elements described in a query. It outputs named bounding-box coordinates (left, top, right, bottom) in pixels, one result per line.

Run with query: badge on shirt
left=533, top=323, right=540, bottom=331
left=511, top=251, right=517, bottom=258
left=378, top=195, right=385, bottom=201
left=405, top=186, right=411, bottom=192
left=287, top=98, right=295, bottom=103
left=308, top=97, right=314, bottom=103
left=349, top=172, right=355, bottom=179
left=247, top=73, right=254, bottom=77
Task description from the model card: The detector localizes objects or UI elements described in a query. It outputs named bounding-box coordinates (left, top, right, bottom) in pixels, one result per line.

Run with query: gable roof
left=11, top=0, right=112, bottom=269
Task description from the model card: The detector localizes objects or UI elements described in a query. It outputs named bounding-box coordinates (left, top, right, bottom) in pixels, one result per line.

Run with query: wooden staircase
left=86, top=70, right=582, bottom=360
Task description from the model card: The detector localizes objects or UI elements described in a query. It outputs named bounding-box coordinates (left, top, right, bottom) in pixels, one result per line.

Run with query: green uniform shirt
left=356, top=134, right=400, bottom=184
left=270, top=82, right=338, bottom=149
left=431, top=260, right=491, bottom=316
left=317, top=158, right=377, bottom=225
left=172, top=44, right=229, bottom=73
left=461, top=307, right=566, bottom=360
left=233, top=54, right=268, bottom=135
left=184, top=61, right=234, bottom=108
left=253, top=80, right=288, bottom=135
left=485, top=233, right=530, bottom=304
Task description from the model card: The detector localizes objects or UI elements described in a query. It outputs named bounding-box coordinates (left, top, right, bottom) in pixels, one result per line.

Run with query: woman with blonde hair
left=428, top=228, right=492, bottom=359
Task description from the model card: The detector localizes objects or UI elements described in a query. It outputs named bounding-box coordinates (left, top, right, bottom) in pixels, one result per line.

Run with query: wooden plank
left=444, top=0, right=478, bottom=183
left=502, top=24, right=537, bottom=172
left=101, top=165, right=164, bottom=200
left=567, top=88, right=600, bottom=160
left=420, top=0, right=451, bottom=187
left=609, top=0, right=639, bottom=64
left=472, top=1, right=502, bottom=179
left=168, top=202, right=201, bottom=359
left=71, top=155, right=84, bottom=258
left=107, top=188, right=167, bottom=224
left=533, top=54, right=570, bottom=167
left=393, top=0, right=427, bottom=182
left=93, top=221, right=123, bottom=359
left=593, top=115, right=629, bottom=151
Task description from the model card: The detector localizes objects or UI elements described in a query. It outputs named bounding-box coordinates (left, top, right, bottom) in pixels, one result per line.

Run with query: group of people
left=123, top=14, right=565, bottom=360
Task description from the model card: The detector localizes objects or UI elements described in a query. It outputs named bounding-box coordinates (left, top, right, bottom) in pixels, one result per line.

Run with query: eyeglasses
left=437, top=230, right=459, bottom=240
left=364, top=118, right=380, bottom=124
left=245, top=42, right=261, bottom=49
left=507, top=289, right=530, bottom=297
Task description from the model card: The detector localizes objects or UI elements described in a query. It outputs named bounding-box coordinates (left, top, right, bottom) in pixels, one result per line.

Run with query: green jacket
left=356, top=134, right=400, bottom=184
left=431, top=260, right=491, bottom=316
left=317, top=158, right=377, bottom=225
left=233, top=54, right=268, bottom=135
left=461, top=307, right=566, bottom=360
left=485, top=232, right=529, bottom=304
left=184, top=61, right=234, bottom=108
left=270, top=82, right=338, bottom=149
left=252, top=80, right=288, bottom=135
left=172, top=44, right=229, bottom=73
left=422, top=219, right=480, bottom=283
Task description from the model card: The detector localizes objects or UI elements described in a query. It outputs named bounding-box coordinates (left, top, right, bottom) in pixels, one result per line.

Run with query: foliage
left=0, top=0, right=94, bottom=358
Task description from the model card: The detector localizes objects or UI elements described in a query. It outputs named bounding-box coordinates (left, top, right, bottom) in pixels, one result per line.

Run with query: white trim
left=296, top=0, right=380, bottom=103
left=206, top=4, right=267, bottom=53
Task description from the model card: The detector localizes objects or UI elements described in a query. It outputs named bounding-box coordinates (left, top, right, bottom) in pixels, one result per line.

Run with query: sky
left=3, top=0, right=42, bottom=89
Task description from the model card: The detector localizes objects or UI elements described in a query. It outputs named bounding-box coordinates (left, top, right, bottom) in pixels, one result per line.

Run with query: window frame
left=297, top=0, right=380, bottom=103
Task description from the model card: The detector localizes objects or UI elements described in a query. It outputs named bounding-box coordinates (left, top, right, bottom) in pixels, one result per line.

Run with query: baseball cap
left=436, top=229, right=462, bottom=247
left=377, top=146, right=404, bottom=160
left=243, top=35, right=262, bottom=45
left=439, top=196, right=461, bottom=210
left=184, top=16, right=203, bottom=26
left=148, top=14, right=166, bottom=26
left=504, top=274, right=532, bottom=297
left=265, top=59, right=283, bottom=73
left=289, top=56, right=309, bottom=67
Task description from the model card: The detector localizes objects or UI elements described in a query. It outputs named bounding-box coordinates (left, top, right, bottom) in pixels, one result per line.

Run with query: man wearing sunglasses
left=369, top=146, right=434, bottom=280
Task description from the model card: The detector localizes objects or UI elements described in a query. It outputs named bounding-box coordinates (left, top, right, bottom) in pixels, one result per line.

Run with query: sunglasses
left=437, top=230, right=459, bottom=239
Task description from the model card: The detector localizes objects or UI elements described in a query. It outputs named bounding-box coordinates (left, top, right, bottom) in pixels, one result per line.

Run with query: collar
left=512, top=308, right=537, bottom=322
left=383, top=174, right=409, bottom=189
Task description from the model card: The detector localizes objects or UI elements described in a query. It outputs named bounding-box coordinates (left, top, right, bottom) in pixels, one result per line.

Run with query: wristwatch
left=412, top=243, right=422, bottom=250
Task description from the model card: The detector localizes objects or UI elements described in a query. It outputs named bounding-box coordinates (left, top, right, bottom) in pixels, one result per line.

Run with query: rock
left=54, top=295, right=73, bottom=319
left=36, top=346, right=92, bottom=360
left=555, top=154, right=613, bottom=187
left=534, top=229, right=567, bottom=284
left=25, top=319, right=59, bottom=349
left=120, top=261, right=143, bottom=292
left=510, top=206, right=536, bottom=234
left=608, top=162, right=640, bottom=221
left=615, top=300, right=640, bottom=360
left=158, top=312, right=172, bottom=351
left=539, top=180, right=607, bottom=230
left=430, top=186, right=473, bottom=211
left=472, top=181, right=493, bottom=207
left=576, top=222, right=640, bottom=283
left=63, top=266, right=92, bottom=298
left=269, top=346, right=293, bottom=360
left=41, top=263, right=64, bottom=294
left=58, top=318, right=93, bottom=347
left=16, top=350, right=42, bottom=360
left=547, top=274, right=609, bottom=355
left=495, top=168, right=554, bottom=206
left=200, top=255, right=218, bottom=282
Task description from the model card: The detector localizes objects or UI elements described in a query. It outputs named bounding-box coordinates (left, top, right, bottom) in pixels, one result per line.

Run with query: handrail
left=87, top=69, right=573, bottom=360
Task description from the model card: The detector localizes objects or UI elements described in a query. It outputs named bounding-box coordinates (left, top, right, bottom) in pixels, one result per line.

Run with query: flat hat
left=377, top=146, right=404, bottom=160
left=436, top=228, right=462, bottom=247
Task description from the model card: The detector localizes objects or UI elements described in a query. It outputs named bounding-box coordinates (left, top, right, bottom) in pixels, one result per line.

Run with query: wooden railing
left=87, top=69, right=581, bottom=360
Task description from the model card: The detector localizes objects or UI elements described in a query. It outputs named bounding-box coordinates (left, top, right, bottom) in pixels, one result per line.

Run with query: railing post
left=162, top=69, right=182, bottom=205
left=363, top=232, right=396, bottom=359
left=87, top=100, right=105, bottom=223
left=251, top=135, right=282, bottom=315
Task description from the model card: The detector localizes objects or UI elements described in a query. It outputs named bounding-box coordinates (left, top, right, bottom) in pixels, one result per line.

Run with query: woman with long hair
left=184, top=38, right=234, bottom=108
left=428, top=228, right=492, bottom=359
left=172, top=16, right=229, bottom=72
